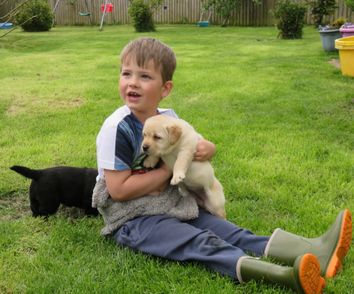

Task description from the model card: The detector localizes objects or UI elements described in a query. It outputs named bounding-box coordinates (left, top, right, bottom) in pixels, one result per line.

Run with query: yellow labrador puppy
left=142, top=115, right=226, bottom=219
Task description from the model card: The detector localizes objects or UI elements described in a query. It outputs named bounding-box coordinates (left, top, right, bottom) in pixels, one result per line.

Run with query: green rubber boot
left=265, top=209, right=352, bottom=278
left=236, top=254, right=325, bottom=294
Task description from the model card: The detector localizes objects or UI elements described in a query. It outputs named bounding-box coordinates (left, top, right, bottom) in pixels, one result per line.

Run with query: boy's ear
left=161, top=81, right=173, bottom=98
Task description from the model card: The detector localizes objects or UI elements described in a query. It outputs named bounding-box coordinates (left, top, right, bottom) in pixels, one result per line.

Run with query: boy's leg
left=187, top=209, right=269, bottom=256
left=113, top=214, right=247, bottom=278
left=113, top=213, right=326, bottom=293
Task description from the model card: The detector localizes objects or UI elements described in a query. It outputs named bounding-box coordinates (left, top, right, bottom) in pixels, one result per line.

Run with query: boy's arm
left=104, top=163, right=172, bottom=202
left=194, top=139, right=216, bottom=161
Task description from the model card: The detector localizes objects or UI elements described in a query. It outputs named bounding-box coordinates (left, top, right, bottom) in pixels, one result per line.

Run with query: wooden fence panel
left=1, top=0, right=353, bottom=26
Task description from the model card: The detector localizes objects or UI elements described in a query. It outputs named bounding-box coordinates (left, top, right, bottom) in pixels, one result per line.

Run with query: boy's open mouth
left=127, top=91, right=141, bottom=98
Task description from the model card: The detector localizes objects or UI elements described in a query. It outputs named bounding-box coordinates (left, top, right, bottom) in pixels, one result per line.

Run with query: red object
left=131, top=169, right=148, bottom=175
left=101, top=3, right=113, bottom=13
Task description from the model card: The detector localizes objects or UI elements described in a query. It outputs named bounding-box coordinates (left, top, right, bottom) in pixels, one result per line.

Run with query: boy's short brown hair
left=120, top=37, right=176, bottom=83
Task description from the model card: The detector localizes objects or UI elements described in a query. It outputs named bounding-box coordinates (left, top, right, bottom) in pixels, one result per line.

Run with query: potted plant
left=340, top=22, right=354, bottom=37
left=318, top=18, right=346, bottom=51
left=339, top=0, right=354, bottom=37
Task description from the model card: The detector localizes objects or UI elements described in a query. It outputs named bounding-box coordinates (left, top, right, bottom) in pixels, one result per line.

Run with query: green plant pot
left=319, top=29, right=341, bottom=52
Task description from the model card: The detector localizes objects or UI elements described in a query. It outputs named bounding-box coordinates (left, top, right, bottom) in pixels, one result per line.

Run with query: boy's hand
left=194, top=139, right=216, bottom=161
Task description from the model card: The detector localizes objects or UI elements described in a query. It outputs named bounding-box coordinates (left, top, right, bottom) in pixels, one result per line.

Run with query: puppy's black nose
left=142, top=145, right=149, bottom=152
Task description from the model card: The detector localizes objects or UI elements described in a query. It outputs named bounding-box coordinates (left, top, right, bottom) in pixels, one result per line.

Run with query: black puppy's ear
left=166, top=125, right=182, bottom=145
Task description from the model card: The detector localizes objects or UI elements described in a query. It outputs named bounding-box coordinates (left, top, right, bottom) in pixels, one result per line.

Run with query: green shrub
left=203, top=0, right=243, bottom=27
left=274, top=0, right=307, bottom=39
left=307, top=0, right=337, bottom=27
left=345, top=0, right=354, bottom=10
left=128, top=0, right=155, bottom=32
left=15, top=0, right=53, bottom=32
left=331, top=17, right=346, bottom=28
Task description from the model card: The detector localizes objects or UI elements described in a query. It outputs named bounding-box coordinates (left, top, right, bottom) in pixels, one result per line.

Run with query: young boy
left=94, top=37, right=352, bottom=293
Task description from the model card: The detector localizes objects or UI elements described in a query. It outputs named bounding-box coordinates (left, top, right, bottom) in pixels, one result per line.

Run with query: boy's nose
left=128, top=76, right=139, bottom=87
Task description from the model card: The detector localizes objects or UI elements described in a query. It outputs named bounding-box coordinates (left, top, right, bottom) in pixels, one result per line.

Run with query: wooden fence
left=1, top=0, right=353, bottom=26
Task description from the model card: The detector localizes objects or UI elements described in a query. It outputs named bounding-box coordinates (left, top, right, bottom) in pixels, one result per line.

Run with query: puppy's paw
left=171, top=172, right=185, bottom=185
left=143, top=156, right=159, bottom=168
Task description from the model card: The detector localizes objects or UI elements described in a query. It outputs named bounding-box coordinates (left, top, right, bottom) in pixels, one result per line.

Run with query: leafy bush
left=203, top=0, right=242, bottom=27
left=128, top=0, right=157, bottom=32
left=331, top=17, right=346, bottom=27
left=16, top=0, right=53, bottom=32
left=307, top=0, right=337, bottom=27
left=204, top=0, right=261, bottom=27
left=345, top=0, right=354, bottom=10
left=274, top=0, right=307, bottom=39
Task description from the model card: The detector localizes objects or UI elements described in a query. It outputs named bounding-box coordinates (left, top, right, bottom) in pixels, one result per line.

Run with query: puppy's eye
left=153, top=135, right=162, bottom=140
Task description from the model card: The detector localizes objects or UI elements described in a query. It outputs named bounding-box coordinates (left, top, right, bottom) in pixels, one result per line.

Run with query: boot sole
left=299, top=254, right=325, bottom=294
left=325, top=209, right=352, bottom=278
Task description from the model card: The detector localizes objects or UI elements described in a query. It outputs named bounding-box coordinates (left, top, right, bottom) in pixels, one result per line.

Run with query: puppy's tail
left=10, top=165, right=41, bottom=180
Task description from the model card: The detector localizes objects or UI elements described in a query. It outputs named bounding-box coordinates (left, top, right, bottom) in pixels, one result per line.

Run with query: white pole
left=53, top=0, right=61, bottom=13
left=99, top=0, right=109, bottom=31
left=52, top=0, right=62, bottom=26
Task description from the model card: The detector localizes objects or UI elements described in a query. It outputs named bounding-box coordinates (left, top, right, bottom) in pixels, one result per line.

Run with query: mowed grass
left=0, top=25, right=353, bottom=293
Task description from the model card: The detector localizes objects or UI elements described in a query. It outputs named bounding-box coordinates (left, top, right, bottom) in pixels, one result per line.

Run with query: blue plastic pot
left=319, top=29, right=341, bottom=52
left=197, top=21, right=209, bottom=27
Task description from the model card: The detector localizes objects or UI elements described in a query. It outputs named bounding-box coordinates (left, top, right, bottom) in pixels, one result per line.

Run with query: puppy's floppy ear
left=166, top=125, right=182, bottom=145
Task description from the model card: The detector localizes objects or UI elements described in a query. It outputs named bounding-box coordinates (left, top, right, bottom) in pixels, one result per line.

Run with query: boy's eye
left=121, top=71, right=130, bottom=77
left=141, top=74, right=151, bottom=79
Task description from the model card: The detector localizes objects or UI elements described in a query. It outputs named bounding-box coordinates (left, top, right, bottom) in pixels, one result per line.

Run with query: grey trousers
left=113, top=209, right=269, bottom=279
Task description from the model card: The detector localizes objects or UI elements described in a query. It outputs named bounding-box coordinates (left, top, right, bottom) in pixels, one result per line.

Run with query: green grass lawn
left=0, top=24, right=353, bottom=293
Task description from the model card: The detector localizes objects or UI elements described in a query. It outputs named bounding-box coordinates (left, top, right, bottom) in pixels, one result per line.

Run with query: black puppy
left=10, top=165, right=99, bottom=217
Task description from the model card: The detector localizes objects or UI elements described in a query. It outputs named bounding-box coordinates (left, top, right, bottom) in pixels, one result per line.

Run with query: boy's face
left=119, top=59, right=172, bottom=122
